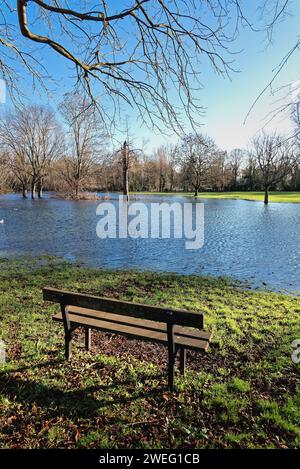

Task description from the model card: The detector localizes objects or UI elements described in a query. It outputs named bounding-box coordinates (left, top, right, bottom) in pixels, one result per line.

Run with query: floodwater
left=0, top=192, right=299, bottom=293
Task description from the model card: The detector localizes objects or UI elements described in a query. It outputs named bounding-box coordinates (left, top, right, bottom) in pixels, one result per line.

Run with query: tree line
left=0, top=96, right=300, bottom=204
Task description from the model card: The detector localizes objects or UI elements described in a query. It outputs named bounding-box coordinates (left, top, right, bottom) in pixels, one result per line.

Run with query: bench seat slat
left=64, top=306, right=212, bottom=342
left=53, top=313, right=210, bottom=352
left=43, top=288, right=203, bottom=328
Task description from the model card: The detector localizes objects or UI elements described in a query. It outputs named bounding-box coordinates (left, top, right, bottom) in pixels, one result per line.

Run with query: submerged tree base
left=0, top=257, right=299, bottom=449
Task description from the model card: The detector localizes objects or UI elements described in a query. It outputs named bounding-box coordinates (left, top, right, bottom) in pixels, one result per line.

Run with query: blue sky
left=198, top=2, right=300, bottom=153
left=140, top=0, right=300, bottom=153
left=2, top=0, right=300, bottom=153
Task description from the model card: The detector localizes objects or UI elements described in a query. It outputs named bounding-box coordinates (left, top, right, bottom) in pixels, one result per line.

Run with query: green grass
left=0, top=256, right=299, bottom=449
left=131, top=191, right=300, bottom=203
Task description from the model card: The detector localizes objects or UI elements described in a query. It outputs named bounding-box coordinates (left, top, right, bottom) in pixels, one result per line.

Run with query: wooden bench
left=43, top=287, right=212, bottom=390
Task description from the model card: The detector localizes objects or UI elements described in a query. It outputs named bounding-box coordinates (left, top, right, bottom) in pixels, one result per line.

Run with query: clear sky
left=2, top=0, right=300, bottom=154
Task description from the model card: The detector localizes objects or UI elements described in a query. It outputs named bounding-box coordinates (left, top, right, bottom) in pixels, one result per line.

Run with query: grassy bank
left=132, top=191, right=300, bottom=203
left=0, top=257, right=299, bottom=449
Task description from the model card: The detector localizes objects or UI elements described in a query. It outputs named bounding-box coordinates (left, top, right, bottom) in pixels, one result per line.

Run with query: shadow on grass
left=0, top=363, right=164, bottom=419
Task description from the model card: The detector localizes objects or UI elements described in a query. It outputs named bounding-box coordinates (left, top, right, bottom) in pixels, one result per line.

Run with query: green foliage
left=229, top=378, right=251, bottom=393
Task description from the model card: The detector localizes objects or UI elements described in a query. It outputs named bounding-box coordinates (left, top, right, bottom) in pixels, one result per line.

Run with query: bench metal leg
left=168, top=350, right=175, bottom=391
left=179, top=347, right=186, bottom=376
left=167, top=318, right=175, bottom=391
left=61, top=303, right=72, bottom=360
left=65, top=331, right=72, bottom=360
left=85, top=327, right=91, bottom=351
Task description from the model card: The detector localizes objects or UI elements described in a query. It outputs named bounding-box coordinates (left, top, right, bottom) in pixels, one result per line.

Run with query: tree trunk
left=264, top=188, right=269, bottom=204
left=37, top=180, right=43, bottom=198
left=194, top=189, right=198, bottom=197
left=22, top=183, right=27, bottom=199
left=75, top=182, right=79, bottom=199
left=122, top=140, right=129, bottom=202
left=31, top=181, right=36, bottom=200
left=159, top=174, right=165, bottom=192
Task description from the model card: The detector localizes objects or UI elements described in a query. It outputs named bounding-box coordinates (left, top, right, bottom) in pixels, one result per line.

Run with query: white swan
left=0, top=219, right=4, bottom=224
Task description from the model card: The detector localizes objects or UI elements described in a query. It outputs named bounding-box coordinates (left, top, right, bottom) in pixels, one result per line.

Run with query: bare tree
left=228, top=149, right=245, bottom=190
left=241, top=152, right=259, bottom=191
left=0, top=151, right=10, bottom=193
left=59, top=93, right=106, bottom=199
left=291, top=102, right=300, bottom=144
left=152, top=146, right=169, bottom=193
left=167, top=145, right=180, bottom=192
left=252, top=132, right=297, bottom=204
left=210, top=150, right=229, bottom=191
left=0, top=105, right=62, bottom=198
left=0, top=2, right=292, bottom=130
left=179, top=134, right=217, bottom=196
left=0, top=137, right=30, bottom=198
left=0, top=113, right=30, bottom=197
left=0, top=2, right=48, bottom=103
left=154, top=144, right=180, bottom=192
left=27, top=106, right=63, bottom=198
left=10, top=150, right=31, bottom=198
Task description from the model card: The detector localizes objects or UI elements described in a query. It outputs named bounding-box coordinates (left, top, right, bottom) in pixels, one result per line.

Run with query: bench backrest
left=43, top=288, right=203, bottom=329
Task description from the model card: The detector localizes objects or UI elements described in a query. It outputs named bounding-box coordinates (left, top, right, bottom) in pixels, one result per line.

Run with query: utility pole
left=122, top=140, right=129, bottom=202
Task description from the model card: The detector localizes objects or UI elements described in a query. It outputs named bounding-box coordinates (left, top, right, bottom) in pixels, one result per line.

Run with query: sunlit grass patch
left=256, top=393, right=300, bottom=444
left=133, top=191, right=300, bottom=204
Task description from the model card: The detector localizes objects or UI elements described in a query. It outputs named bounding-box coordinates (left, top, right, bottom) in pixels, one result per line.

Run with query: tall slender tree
left=179, top=134, right=217, bottom=197
left=59, top=93, right=106, bottom=199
